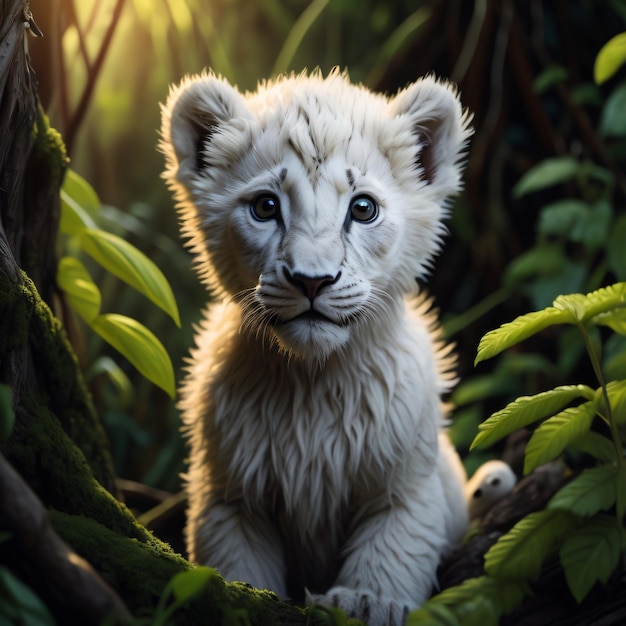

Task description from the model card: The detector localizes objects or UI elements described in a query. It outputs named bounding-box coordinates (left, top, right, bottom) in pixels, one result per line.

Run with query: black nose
left=283, top=268, right=341, bottom=301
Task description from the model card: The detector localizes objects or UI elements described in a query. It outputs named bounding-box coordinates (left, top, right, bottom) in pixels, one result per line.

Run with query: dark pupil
left=353, top=198, right=375, bottom=220
left=256, top=196, right=276, bottom=217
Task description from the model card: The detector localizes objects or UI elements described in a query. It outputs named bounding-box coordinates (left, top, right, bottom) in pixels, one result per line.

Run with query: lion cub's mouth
left=292, top=310, right=334, bottom=323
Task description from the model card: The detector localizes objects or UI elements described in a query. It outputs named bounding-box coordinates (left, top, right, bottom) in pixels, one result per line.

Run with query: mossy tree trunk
left=0, top=3, right=325, bottom=624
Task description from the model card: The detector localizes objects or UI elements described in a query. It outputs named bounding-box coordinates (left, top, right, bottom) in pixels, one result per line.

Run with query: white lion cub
left=161, top=69, right=472, bottom=625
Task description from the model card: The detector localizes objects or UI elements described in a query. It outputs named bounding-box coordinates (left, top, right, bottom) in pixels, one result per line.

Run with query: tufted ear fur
left=160, top=73, right=252, bottom=187
left=389, top=77, right=473, bottom=198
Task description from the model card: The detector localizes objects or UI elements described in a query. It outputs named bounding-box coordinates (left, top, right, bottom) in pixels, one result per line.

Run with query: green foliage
left=0, top=566, right=56, bottom=626
left=408, top=576, right=530, bottom=626
left=471, top=281, right=626, bottom=606
left=594, top=32, right=626, bottom=84
left=147, top=567, right=221, bottom=626
left=57, top=169, right=179, bottom=398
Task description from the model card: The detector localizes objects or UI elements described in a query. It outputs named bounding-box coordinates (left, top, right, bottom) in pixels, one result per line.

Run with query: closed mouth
left=293, top=310, right=334, bottom=323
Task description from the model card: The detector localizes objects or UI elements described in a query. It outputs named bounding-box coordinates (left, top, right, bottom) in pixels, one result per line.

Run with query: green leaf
left=407, top=603, right=459, bottom=626
left=170, top=567, right=217, bottom=603
left=532, top=65, right=568, bottom=93
left=85, top=356, right=134, bottom=409
left=583, top=282, right=626, bottom=322
left=59, top=169, right=100, bottom=235
left=537, top=200, right=590, bottom=239
left=594, top=308, right=626, bottom=335
left=56, top=257, right=101, bottom=323
left=548, top=465, right=619, bottom=516
left=524, top=402, right=597, bottom=474
left=471, top=385, right=594, bottom=451
left=0, top=566, right=56, bottom=625
left=79, top=228, right=180, bottom=327
left=485, top=510, right=577, bottom=581
left=429, top=576, right=529, bottom=616
left=599, top=83, right=626, bottom=137
left=559, top=516, right=622, bottom=603
left=605, top=379, right=626, bottom=424
left=594, top=32, right=626, bottom=84
left=0, top=385, right=14, bottom=442
left=512, top=157, right=579, bottom=198
left=570, top=431, right=618, bottom=462
left=475, top=307, right=574, bottom=365
left=503, top=244, right=566, bottom=286
left=90, top=314, right=176, bottom=398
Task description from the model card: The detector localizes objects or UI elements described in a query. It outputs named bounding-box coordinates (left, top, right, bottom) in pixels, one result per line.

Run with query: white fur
left=160, top=69, right=473, bottom=625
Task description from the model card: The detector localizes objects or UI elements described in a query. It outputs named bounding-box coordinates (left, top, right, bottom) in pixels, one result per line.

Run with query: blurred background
left=27, top=0, right=626, bottom=504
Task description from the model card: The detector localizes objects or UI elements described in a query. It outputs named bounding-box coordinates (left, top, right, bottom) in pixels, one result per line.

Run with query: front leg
left=188, top=498, right=288, bottom=598
left=311, top=472, right=452, bottom=626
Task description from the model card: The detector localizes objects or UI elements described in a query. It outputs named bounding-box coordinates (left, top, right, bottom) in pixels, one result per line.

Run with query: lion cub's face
left=161, top=71, right=471, bottom=362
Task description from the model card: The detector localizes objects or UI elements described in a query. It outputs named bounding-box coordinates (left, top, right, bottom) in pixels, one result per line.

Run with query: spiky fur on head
left=160, top=69, right=472, bottom=625
left=161, top=68, right=471, bottom=363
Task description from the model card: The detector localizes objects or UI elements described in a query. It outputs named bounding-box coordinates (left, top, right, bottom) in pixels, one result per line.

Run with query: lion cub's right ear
left=160, top=73, right=251, bottom=187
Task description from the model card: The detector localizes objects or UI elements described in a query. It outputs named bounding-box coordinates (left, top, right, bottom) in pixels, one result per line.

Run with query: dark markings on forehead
left=279, top=167, right=288, bottom=184
left=346, top=168, right=355, bottom=191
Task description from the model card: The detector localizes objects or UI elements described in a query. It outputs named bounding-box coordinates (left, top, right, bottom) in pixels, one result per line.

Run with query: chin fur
left=273, top=317, right=351, bottom=363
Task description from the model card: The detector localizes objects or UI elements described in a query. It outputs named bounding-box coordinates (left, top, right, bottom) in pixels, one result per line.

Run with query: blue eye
left=251, top=194, right=280, bottom=221
left=349, top=195, right=379, bottom=223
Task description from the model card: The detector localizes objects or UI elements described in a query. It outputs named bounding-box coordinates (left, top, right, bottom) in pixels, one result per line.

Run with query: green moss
left=32, top=108, right=69, bottom=185
left=0, top=272, right=117, bottom=492
left=50, top=512, right=330, bottom=625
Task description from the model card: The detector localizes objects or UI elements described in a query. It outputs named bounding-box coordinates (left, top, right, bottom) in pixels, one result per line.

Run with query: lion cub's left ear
left=390, top=77, right=473, bottom=198
left=160, top=72, right=252, bottom=189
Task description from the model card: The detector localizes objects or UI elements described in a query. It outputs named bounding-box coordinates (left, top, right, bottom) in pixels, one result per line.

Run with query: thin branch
left=64, top=0, right=126, bottom=155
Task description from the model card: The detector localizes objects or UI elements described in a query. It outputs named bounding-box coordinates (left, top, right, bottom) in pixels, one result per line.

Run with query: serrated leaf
left=475, top=308, right=574, bottom=365
left=429, top=576, right=529, bottom=616
left=605, top=380, right=626, bottom=424
left=548, top=465, right=619, bottom=515
left=471, top=385, right=594, bottom=451
left=559, top=516, right=622, bottom=603
left=524, top=402, right=597, bottom=474
left=79, top=229, right=180, bottom=327
left=594, top=308, right=626, bottom=335
left=512, top=157, right=579, bottom=198
left=583, top=282, right=626, bottom=322
left=90, top=314, right=175, bottom=398
left=553, top=293, right=587, bottom=321
left=170, top=567, right=217, bottom=603
left=594, top=32, right=626, bottom=84
left=56, top=257, right=101, bottom=323
left=485, top=510, right=577, bottom=581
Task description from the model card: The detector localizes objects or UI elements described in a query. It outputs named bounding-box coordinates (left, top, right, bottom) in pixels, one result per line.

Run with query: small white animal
left=160, top=69, right=473, bottom=625
left=465, top=460, right=517, bottom=520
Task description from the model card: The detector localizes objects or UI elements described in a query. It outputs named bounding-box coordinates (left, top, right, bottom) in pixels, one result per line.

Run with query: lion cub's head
left=161, top=69, right=471, bottom=362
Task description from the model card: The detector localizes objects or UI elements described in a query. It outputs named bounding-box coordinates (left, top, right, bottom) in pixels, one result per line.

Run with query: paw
left=308, top=586, right=410, bottom=626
